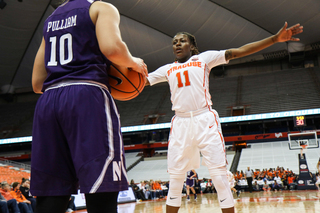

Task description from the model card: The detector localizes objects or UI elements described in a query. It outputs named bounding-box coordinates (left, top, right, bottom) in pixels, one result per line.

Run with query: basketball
left=107, top=63, right=146, bottom=101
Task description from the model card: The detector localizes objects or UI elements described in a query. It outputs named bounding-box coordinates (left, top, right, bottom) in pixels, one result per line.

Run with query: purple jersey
left=187, top=170, right=195, bottom=179
left=42, top=0, right=111, bottom=92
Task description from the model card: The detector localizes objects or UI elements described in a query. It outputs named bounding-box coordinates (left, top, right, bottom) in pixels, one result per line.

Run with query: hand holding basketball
left=130, top=57, right=148, bottom=77
left=108, top=63, right=146, bottom=101
left=275, top=22, right=303, bottom=43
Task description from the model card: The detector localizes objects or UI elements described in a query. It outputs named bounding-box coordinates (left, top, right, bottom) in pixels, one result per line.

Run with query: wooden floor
left=75, top=190, right=320, bottom=213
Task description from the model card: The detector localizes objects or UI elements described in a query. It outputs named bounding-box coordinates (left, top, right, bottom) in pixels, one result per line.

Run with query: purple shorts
left=30, top=83, right=128, bottom=196
left=186, top=178, right=194, bottom=187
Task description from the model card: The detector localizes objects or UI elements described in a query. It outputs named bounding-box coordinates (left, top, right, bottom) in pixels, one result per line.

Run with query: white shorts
left=167, top=108, right=227, bottom=175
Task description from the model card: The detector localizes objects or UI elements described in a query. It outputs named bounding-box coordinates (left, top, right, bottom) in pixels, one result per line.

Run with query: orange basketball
left=107, top=64, right=146, bottom=101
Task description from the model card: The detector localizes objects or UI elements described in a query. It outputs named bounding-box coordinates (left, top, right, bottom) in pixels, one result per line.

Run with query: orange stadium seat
left=0, top=166, right=30, bottom=185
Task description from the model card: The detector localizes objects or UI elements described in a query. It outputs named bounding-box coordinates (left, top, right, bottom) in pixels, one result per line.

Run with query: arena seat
left=237, top=140, right=320, bottom=174
left=127, top=152, right=235, bottom=182
left=0, top=166, right=30, bottom=184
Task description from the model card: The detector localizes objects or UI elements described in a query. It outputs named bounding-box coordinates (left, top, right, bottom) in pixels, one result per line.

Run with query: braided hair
left=174, top=32, right=200, bottom=56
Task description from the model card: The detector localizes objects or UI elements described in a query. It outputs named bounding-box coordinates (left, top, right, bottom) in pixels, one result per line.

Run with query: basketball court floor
left=75, top=190, right=320, bottom=213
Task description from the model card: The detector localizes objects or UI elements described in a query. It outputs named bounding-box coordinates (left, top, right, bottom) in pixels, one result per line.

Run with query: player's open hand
left=275, top=22, right=303, bottom=43
left=130, top=57, right=148, bottom=77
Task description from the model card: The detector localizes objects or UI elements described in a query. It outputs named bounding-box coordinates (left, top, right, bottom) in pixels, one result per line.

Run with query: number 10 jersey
left=147, top=51, right=229, bottom=113
left=42, top=0, right=111, bottom=92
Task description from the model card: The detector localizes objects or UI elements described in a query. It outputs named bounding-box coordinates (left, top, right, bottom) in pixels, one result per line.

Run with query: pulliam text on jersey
left=47, top=15, right=77, bottom=32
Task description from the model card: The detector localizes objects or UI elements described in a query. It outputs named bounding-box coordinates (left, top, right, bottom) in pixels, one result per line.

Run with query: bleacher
left=237, top=140, right=320, bottom=174
left=125, top=152, right=142, bottom=169
left=126, top=152, right=235, bottom=182
left=0, top=101, right=36, bottom=138
left=242, top=68, right=320, bottom=114
left=0, top=165, right=30, bottom=185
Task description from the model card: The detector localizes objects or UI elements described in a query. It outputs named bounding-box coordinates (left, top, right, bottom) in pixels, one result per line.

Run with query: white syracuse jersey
left=147, top=50, right=228, bottom=112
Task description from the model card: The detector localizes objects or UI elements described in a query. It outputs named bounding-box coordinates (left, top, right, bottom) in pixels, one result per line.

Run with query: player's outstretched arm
left=32, top=37, right=47, bottom=94
left=225, top=22, right=303, bottom=61
left=90, top=2, right=148, bottom=76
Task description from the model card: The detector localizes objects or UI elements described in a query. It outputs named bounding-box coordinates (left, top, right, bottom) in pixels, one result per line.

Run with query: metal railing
left=0, top=158, right=31, bottom=171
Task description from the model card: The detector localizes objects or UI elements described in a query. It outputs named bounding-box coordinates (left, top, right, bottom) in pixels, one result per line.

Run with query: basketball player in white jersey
left=146, top=22, right=303, bottom=213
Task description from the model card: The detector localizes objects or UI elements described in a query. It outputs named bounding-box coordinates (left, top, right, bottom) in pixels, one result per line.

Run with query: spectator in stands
left=240, top=170, right=245, bottom=179
left=0, top=183, right=24, bottom=213
left=141, top=181, right=151, bottom=200
left=274, top=174, right=282, bottom=187
left=0, top=193, right=12, bottom=213
left=10, top=182, right=33, bottom=213
left=262, top=180, right=270, bottom=192
left=272, top=181, right=281, bottom=191
left=148, top=180, right=156, bottom=199
left=194, top=179, right=201, bottom=194
left=244, top=167, right=253, bottom=193
left=66, top=196, right=76, bottom=213
left=152, top=180, right=164, bottom=199
left=287, top=174, right=296, bottom=190
left=252, top=181, right=260, bottom=191
left=130, top=180, right=146, bottom=201
left=20, top=179, right=35, bottom=212
left=281, top=174, right=288, bottom=190
left=203, top=179, right=214, bottom=193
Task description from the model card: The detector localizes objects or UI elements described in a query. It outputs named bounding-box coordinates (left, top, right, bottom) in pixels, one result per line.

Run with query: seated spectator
left=152, top=180, right=164, bottom=199
left=274, top=174, right=282, bottom=187
left=287, top=174, right=296, bottom=190
left=280, top=174, right=287, bottom=189
left=130, top=179, right=146, bottom=201
left=194, top=179, right=201, bottom=194
left=262, top=180, right=270, bottom=191
left=272, top=181, right=281, bottom=191
left=20, top=179, right=36, bottom=212
left=10, top=182, right=33, bottom=213
left=203, top=179, right=214, bottom=193
left=263, top=175, right=269, bottom=182
left=0, top=193, right=11, bottom=213
left=141, top=181, right=151, bottom=200
left=0, top=183, right=22, bottom=213
left=253, top=181, right=261, bottom=191
left=161, top=181, right=168, bottom=196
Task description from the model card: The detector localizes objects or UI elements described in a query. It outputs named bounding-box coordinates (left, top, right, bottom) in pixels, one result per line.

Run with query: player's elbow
left=32, top=79, right=43, bottom=94
left=32, top=84, right=43, bottom=94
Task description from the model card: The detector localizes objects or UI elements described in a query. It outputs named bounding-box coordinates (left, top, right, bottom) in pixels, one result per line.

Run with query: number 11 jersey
left=147, top=51, right=229, bottom=113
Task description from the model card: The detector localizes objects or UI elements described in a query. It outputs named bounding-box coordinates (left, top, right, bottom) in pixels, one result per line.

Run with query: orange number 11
left=176, top=70, right=191, bottom=88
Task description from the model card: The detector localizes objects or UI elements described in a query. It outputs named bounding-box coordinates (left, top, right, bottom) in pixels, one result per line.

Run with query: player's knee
left=166, top=174, right=185, bottom=207
left=211, top=175, right=234, bottom=209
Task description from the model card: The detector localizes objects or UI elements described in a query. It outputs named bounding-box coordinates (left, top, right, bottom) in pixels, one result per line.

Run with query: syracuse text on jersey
left=47, top=15, right=77, bottom=32
left=167, top=61, right=202, bottom=76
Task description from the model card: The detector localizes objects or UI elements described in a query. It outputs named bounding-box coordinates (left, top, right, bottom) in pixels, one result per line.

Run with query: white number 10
left=47, top=33, right=73, bottom=66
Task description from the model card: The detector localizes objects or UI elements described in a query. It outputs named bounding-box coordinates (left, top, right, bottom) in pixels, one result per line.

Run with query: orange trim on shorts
left=210, top=109, right=228, bottom=165
left=168, top=116, right=176, bottom=145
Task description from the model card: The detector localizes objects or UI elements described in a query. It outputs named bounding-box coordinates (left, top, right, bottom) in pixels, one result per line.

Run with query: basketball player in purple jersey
left=186, top=170, right=197, bottom=201
left=31, top=0, right=147, bottom=213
